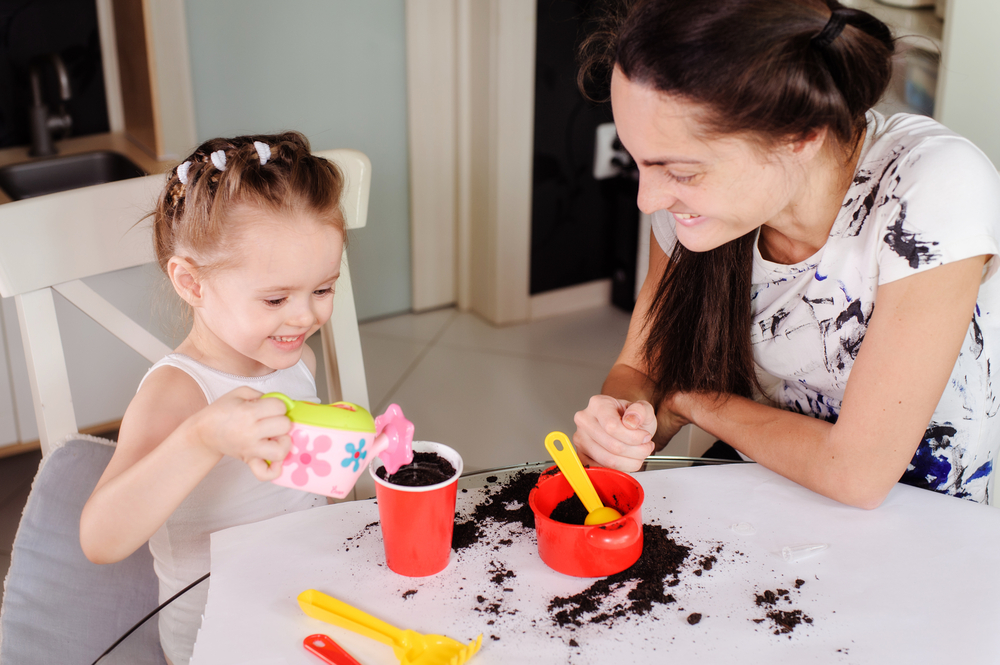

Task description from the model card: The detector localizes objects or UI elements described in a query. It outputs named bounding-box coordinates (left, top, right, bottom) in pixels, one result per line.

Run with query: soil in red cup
left=375, top=452, right=456, bottom=486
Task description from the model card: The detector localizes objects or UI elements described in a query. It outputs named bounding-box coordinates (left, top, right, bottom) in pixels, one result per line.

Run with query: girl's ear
left=168, top=257, right=204, bottom=307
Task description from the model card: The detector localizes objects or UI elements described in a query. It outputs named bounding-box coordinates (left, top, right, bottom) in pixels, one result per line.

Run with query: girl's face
left=190, top=211, right=344, bottom=376
left=610, top=68, right=804, bottom=253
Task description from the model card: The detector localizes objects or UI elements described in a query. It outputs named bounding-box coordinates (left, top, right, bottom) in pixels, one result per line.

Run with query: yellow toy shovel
left=298, top=589, right=482, bottom=665
left=544, top=431, right=623, bottom=526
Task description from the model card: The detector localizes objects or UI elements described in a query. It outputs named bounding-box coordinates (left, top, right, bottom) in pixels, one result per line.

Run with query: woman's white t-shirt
left=651, top=110, right=1000, bottom=503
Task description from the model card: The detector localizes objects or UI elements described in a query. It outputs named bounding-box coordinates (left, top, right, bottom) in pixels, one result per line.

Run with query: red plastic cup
left=369, top=441, right=463, bottom=576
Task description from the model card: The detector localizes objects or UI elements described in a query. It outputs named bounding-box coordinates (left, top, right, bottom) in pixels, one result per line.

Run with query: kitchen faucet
left=28, top=53, right=73, bottom=157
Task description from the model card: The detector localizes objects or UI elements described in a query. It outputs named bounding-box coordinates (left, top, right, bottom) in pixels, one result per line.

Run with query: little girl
left=79, top=132, right=347, bottom=665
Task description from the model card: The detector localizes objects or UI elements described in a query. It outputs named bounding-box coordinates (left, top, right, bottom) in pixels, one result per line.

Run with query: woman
left=572, top=0, right=1000, bottom=508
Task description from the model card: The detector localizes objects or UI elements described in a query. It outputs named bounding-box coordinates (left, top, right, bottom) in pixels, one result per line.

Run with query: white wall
left=183, top=0, right=411, bottom=320
left=936, top=0, right=1000, bottom=168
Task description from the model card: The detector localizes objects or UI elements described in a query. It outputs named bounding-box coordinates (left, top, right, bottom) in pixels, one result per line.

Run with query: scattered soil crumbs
left=452, top=470, right=542, bottom=551
left=752, top=582, right=813, bottom=636
left=547, top=522, right=692, bottom=627
left=443, top=468, right=819, bottom=644
left=345, top=521, right=380, bottom=551
left=489, top=561, right=515, bottom=587
left=402, top=589, right=417, bottom=600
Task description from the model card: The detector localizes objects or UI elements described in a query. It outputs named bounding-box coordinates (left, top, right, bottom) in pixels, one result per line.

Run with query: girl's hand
left=573, top=395, right=657, bottom=471
left=190, top=386, right=293, bottom=481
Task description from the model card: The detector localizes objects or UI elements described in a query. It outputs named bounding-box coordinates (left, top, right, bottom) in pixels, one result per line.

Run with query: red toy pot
left=528, top=466, right=644, bottom=577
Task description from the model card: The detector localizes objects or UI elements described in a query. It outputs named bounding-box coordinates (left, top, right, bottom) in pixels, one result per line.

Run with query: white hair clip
left=176, top=161, right=191, bottom=185
left=210, top=150, right=227, bottom=171
left=253, top=141, right=271, bottom=165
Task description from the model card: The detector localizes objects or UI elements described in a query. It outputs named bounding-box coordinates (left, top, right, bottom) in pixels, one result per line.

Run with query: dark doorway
left=530, top=0, right=640, bottom=310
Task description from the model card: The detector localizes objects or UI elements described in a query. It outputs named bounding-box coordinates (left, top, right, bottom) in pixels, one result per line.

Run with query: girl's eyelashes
left=262, top=285, right=335, bottom=307
left=668, top=171, right=697, bottom=184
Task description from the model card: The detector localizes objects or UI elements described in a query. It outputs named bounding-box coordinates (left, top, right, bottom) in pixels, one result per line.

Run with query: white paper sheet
left=191, top=464, right=1000, bottom=664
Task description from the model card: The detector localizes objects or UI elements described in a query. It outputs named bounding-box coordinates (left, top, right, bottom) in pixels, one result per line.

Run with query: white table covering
left=191, top=463, right=1000, bottom=665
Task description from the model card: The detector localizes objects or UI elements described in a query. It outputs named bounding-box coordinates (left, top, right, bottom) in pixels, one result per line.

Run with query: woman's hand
left=573, top=395, right=657, bottom=471
left=189, top=387, right=293, bottom=481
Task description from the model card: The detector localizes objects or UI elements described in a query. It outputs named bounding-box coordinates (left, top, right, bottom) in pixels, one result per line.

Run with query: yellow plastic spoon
left=544, top=431, right=623, bottom=526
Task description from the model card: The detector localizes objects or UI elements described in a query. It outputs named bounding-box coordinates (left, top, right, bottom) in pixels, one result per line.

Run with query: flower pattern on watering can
left=284, top=430, right=334, bottom=487
left=341, top=439, right=368, bottom=473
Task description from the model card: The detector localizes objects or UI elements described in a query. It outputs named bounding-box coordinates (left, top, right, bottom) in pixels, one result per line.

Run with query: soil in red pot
left=375, top=451, right=456, bottom=486
left=549, top=493, right=588, bottom=525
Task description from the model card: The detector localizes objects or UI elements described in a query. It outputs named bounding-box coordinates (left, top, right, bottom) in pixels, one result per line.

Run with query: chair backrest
left=0, top=148, right=371, bottom=455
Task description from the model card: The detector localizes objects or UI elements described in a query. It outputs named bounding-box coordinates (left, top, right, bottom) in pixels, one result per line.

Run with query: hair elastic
left=210, top=150, right=227, bottom=171
left=253, top=141, right=271, bottom=165
left=812, top=8, right=850, bottom=48
left=176, top=161, right=191, bottom=185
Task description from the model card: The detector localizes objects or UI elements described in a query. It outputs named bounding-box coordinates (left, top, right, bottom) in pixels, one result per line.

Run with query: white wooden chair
left=0, top=149, right=371, bottom=663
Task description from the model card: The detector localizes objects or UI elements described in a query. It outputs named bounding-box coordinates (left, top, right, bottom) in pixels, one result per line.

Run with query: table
left=190, top=458, right=1000, bottom=665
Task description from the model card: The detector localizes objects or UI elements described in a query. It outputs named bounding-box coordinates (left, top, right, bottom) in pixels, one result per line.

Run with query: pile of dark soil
left=752, top=582, right=813, bottom=635
left=547, top=522, right=692, bottom=627
left=452, top=470, right=541, bottom=551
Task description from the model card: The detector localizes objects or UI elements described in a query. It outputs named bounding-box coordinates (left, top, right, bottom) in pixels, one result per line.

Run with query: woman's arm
left=574, top=231, right=689, bottom=467
left=80, top=369, right=293, bottom=564
left=671, top=254, right=989, bottom=509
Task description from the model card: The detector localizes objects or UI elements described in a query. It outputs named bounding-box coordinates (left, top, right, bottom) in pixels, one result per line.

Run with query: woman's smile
left=671, top=212, right=705, bottom=226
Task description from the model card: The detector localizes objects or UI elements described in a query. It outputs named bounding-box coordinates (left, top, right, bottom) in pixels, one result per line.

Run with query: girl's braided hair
left=153, top=131, right=346, bottom=275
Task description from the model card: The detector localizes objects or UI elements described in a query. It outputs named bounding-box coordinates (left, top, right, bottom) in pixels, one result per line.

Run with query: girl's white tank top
left=138, top=354, right=326, bottom=665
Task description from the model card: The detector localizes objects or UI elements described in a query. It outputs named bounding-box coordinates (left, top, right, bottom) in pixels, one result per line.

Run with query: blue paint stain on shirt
left=838, top=281, right=853, bottom=303
left=815, top=270, right=828, bottom=281
left=967, top=461, right=992, bottom=483
left=900, top=423, right=957, bottom=495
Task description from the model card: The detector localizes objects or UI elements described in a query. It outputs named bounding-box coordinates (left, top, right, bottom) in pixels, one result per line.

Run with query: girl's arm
left=669, top=254, right=988, bottom=509
left=80, top=369, right=293, bottom=564
left=573, top=231, right=686, bottom=466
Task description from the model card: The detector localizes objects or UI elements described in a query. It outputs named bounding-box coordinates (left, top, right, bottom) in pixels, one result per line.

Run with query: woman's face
left=611, top=67, right=802, bottom=253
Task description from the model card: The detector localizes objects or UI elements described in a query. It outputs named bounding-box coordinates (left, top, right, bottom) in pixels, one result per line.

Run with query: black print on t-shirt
left=883, top=202, right=941, bottom=268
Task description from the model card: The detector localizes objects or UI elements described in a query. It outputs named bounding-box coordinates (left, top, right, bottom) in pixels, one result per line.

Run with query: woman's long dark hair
left=579, top=0, right=894, bottom=403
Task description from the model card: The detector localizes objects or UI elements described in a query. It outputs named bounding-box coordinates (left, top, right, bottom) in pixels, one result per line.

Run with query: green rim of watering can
left=262, top=392, right=376, bottom=431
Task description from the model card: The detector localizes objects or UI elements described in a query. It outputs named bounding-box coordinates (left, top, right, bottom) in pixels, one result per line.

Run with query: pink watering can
left=263, top=393, right=414, bottom=499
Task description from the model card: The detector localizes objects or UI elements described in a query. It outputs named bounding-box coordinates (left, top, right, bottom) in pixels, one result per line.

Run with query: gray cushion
left=0, top=439, right=165, bottom=664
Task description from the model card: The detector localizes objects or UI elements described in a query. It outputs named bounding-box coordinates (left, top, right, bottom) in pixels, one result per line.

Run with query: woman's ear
left=787, top=127, right=828, bottom=163
left=168, top=257, right=204, bottom=307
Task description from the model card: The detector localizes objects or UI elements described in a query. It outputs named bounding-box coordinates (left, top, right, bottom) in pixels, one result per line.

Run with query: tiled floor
left=2, top=303, right=704, bottom=613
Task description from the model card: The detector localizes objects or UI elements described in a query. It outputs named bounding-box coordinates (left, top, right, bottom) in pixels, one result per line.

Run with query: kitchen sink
left=0, top=150, right=146, bottom=201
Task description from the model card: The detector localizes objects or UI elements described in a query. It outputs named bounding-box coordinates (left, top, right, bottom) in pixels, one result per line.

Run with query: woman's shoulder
left=849, top=111, right=1000, bottom=232
left=843, top=113, right=1000, bottom=285
left=862, top=111, right=999, bottom=184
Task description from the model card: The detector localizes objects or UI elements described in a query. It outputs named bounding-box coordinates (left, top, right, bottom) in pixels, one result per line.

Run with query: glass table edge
left=457, top=456, right=747, bottom=490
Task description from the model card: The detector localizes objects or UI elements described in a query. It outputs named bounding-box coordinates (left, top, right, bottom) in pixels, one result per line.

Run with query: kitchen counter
left=0, top=132, right=173, bottom=205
